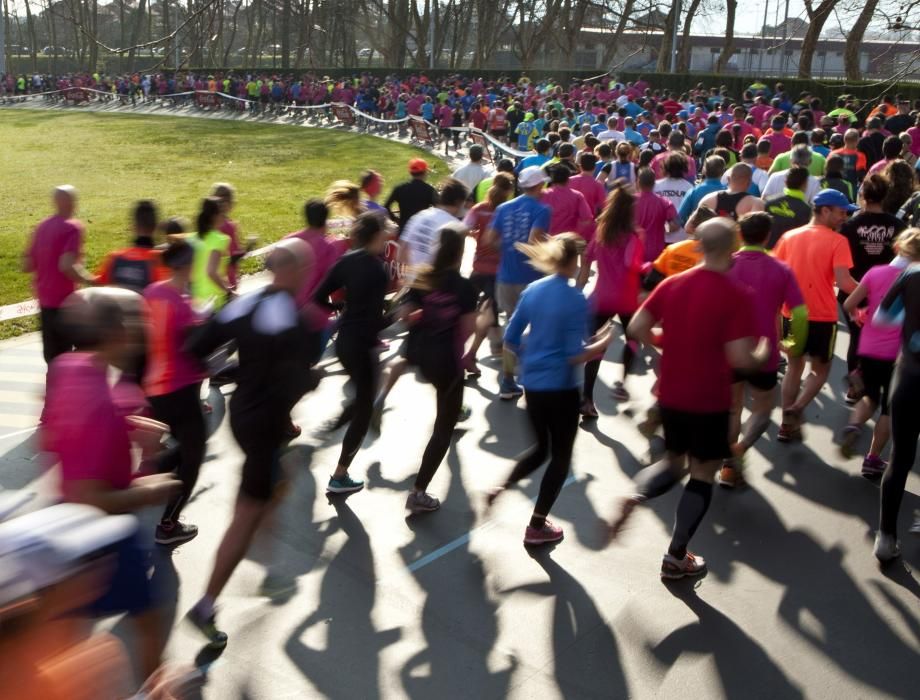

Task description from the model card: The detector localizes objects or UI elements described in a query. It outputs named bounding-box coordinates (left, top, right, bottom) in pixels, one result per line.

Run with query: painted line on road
left=391, top=472, right=579, bottom=580
left=0, top=426, right=38, bottom=442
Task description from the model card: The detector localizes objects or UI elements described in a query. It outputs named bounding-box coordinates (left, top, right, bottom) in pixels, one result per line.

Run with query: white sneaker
left=873, top=532, right=901, bottom=562
left=660, top=551, right=707, bottom=579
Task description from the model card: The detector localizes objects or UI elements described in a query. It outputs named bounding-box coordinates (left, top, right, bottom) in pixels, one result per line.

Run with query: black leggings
left=149, top=382, right=206, bottom=524
left=336, top=333, right=379, bottom=469
left=504, top=389, right=580, bottom=517
left=39, top=307, right=71, bottom=364
left=415, top=362, right=465, bottom=491
left=880, top=365, right=920, bottom=537
left=583, top=313, right=634, bottom=400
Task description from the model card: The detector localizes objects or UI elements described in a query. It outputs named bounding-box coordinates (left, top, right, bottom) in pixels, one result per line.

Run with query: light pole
left=174, top=0, right=180, bottom=69
left=429, top=0, right=436, bottom=70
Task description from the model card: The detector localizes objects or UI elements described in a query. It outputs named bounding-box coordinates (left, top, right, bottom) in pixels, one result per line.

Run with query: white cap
left=0, top=503, right=137, bottom=610
left=518, top=165, right=549, bottom=189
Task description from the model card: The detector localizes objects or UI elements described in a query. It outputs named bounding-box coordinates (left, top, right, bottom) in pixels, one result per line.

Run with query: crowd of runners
left=4, top=71, right=920, bottom=696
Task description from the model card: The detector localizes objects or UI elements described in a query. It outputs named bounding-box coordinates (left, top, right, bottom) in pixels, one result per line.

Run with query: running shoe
left=861, top=455, right=887, bottom=480
left=185, top=607, right=228, bottom=648
left=637, top=405, right=662, bottom=438
left=660, top=551, right=707, bottom=580
left=523, top=520, right=564, bottom=546
left=406, top=491, right=441, bottom=513
left=839, top=425, right=862, bottom=459
left=873, top=532, right=901, bottom=563
left=777, top=410, right=803, bottom=443
left=458, top=404, right=472, bottom=422
left=717, top=463, right=743, bottom=489
left=327, top=475, right=365, bottom=494
left=611, top=382, right=630, bottom=402
left=579, top=399, right=598, bottom=418
left=462, top=354, right=482, bottom=378
left=155, top=521, right=199, bottom=546
left=499, top=376, right=524, bottom=400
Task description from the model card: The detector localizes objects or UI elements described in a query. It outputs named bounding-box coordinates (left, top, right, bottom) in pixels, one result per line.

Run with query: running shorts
left=783, top=319, right=837, bottom=363
left=231, top=411, right=286, bottom=501
left=731, top=369, right=778, bottom=391
left=496, top=282, right=527, bottom=317
left=858, top=355, right=895, bottom=415
left=660, top=407, right=731, bottom=461
left=470, top=273, right=498, bottom=326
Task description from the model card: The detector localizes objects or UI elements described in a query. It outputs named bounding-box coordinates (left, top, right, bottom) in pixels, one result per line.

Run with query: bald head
left=697, top=217, right=738, bottom=257
left=729, top=163, right=752, bottom=188
left=267, top=238, right=312, bottom=294
left=60, top=287, right=144, bottom=368
left=53, top=185, right=77, bottom=218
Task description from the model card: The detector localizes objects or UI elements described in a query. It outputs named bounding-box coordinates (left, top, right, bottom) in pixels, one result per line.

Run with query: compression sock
left=634, top=461, right=681, bottom=500
left=668, top=479, right=714, bottom=559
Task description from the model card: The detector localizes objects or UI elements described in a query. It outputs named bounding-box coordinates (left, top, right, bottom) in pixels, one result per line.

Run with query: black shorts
left=470, top=273, right=498, bottom=326
left=491, top=129, right=507, bottom=138
left=858, top=356, right=895, bottom=415
left=660, top=407, right=731, bottom=461
left=784, top=319, right=837, bottom=363
left=732, top=369, right=778, bottom=391
left=231, top=412, right=286, bottom=501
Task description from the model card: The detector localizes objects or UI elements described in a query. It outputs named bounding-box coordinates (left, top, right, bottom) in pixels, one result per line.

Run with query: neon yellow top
left=191, top=230, right=231, bottom=307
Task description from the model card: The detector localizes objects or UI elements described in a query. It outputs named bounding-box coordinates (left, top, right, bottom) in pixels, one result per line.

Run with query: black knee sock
left=635, top=461, right=680, bottom=500
left=668, top=479, right=714, bottom=559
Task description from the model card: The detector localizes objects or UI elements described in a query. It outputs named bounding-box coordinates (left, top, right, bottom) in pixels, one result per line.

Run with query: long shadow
left=284, top=500, right=399, bottom=700
left=499, top=548, right=630, bottom=698
left=0, top=434, right=44, bottom=491
left=650, top=584, right=804, bottom=699
left=397, top=443, right=514, bottom=699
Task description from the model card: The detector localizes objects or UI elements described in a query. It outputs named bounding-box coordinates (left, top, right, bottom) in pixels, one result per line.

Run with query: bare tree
left=799, top=0, right=842, bottom=78
left=715, top=0, right=737, bottom=72
left=844, top=0, right=879, bottom=80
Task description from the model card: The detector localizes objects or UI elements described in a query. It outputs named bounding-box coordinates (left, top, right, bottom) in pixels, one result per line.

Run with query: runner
left=461, top=173, right=516, bottom=373
left=542, top=163, right=595, bottom=238
left=774, top=189, right=859, bottom=441
left=43, top=287, right=182, bottom=678
left=185, top=239, right=318, bottom=646
left=873, top=228, right=920, bottom=561
left=484, top=166, right=552, bottom=400
left=313, top=213, right=389, bottom=494
left=384, top=159, right=437, bottom=231
left=190, top=196, right=233, bottom=309
left=399, top=224, right=477, bottom=513
left=839, top=232, right=916, bottom=478
left=23, top=185, right=95, bottom=364
left=719, top=212, right=807, bottom=488
left=763, top=166, right=813, bottom=248
left=143, top=239, right=207, bottom=545
left=653, top=152, right=694, bottom=243
left=96, top=200, right=168, bottom=292
left=576, top=182, right=643, bottom=414
left=698, top=163, right=765, bottom=220
left=635, top=167, right=680, bottom=262
left=607, top=218, right=768, bottom=578
left=838, top=173, right=905, bottom=383
left=211, top=183, right=245, bottom=288
left=488, top=234, right=614, bottom=545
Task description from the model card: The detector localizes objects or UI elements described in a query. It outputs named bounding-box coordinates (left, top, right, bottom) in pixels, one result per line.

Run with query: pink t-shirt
left=635, top=191, right=677, bottom=262
left=28, top=215, right=83, bottom=308
left=569, top=173, right=607, bottom=216
left=867, top=158, right=895, bottom=176
left=728, top=250, right=804, bottom=371
left=907, top=126, right=920, bottom=157
left=585, top=233, right=643, bottom=315
left=44, top=352, right=133, bottom=501
left=463, top=203, right=500, bottom=276
left=286, top=228, right=337, bottom=330
left=220, top=219, right=242, bottom=287
left=542, top=184, right=594, bottom=238
left=143, top=281, right=206, bottom=397
left=857, top=263, right=904, bottom=360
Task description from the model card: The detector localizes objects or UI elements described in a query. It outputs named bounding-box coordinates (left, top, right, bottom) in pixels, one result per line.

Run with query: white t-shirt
left=654, top=177, right=694, bottom=242
left=400, top=207, right=458, bottom=268
left=761, top=170, right=821, bottom=203
left=452, top=162, right=494, bottom=195
left=597, top=129, right=625, bottom=142
left=721, top=163, right=769, bottom=195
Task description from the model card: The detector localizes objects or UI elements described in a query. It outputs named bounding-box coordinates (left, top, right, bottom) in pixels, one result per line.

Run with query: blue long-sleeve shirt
left=504, top=275, right=589, bottom=391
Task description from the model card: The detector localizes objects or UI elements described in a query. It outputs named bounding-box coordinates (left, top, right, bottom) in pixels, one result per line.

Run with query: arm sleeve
left=313, top=258, right=345, bottom=311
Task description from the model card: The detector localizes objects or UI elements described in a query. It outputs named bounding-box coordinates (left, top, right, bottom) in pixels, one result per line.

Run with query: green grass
left=0, top=109, right=447, bottom=332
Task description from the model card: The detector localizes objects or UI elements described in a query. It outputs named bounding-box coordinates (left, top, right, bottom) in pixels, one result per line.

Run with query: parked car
left=41, top=46, right=73, bottom=57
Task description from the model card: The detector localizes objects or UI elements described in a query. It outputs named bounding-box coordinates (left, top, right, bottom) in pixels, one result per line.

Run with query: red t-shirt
left=641, top=267, right=757, bottom=412
left=462, top=203, right=500, bottom=276
left=143, top=281, right=206, bottom=397
left=27, top=215, right=83, bottom=308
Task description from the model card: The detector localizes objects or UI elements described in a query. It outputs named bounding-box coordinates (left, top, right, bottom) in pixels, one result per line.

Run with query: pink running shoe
left=524, top=519, right=564, bottom=546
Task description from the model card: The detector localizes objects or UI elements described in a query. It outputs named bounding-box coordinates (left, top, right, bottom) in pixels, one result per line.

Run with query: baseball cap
left=812, top=188, right=859, bottom=212
left=518, top=165, right=549, bottom=189
left=0, top=503, right=137, bottom=610
left=408, top=158, right=429, bottom=174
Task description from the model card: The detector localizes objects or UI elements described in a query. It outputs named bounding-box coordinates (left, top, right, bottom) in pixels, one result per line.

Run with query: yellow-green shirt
left=191, top=230, right=231, bottom=307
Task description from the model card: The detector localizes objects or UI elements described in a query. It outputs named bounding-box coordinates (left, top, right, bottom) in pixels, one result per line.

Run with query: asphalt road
left=2, top=299, right=920, bottom=699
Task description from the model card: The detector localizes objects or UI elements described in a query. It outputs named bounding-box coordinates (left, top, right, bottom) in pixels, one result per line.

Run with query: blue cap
left=812, top=188, right=859, bottom=212
left=677, top=110, right=688, bottom=119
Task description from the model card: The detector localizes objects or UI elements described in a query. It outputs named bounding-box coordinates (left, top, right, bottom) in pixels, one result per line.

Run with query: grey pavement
left=2, top=294, right=920, bottom=699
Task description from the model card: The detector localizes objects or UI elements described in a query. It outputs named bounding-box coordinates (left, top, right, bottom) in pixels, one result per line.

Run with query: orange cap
left=409, top=158, right=429, bottom=174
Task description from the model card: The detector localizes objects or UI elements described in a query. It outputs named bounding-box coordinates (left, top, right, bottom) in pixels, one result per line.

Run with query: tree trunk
left=127, top=0, right=148, bottom=72
left=844, top=0, right=877, bottom=80
left=280, top=0, right=291, bottom=68
left=656, top=1, right=677, bottom=73
left=600, top=0, right=634, bottom=67
left=798, top=0, right=839, bottom=78
left=23, top=0, right=38, bottom=73
left=676, top=0, right=701, bottom=73
left=715, top=0, right=736, bottom=72
left=223, top=0, right=244, bottom=65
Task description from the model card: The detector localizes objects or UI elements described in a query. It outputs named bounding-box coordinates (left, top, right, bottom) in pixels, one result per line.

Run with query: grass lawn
left=0, top=109, right=447, bottom=335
